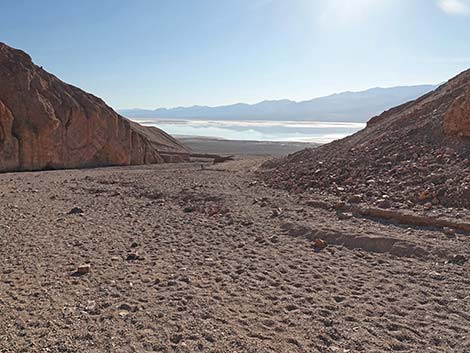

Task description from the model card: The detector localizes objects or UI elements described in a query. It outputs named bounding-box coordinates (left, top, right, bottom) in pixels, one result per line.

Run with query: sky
left=1, top=0, right=470, bottom=109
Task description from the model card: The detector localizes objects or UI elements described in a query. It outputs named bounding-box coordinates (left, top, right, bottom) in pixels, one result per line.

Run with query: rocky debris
left=0, top=42, right=189, bottom=173
left=262, top=69, right=470, bottom=209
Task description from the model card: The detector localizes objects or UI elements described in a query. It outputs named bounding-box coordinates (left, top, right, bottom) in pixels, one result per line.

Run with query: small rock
left=285, top=304, right=298, bottom=311
left=255, top=236, right=265, bottom=244
left=76, top=264, right=91, bottom=275
left=448, top=254, right=466, bottom=265
left=376, top=199, right=391, bottom=209
left=183, top=206, right=194, bottom=213
left=170, top=334, right=183, bottom=344
left=118, top=303, right=138, bottom=312
left=334, top=201, right=346, bottom=209
left=337, top=212, right=353, bottom=220
left=126, top=252, right=140, bottom=261
left=313, top=239, right=327, bottom=251
left=68, top=207, right=84, bottom=215
left=418, top=190, right=430, bottom=201
left=428, top=271, right=445, bottom=281
left=443, top=227, right=456, bottom=238
left=269, top=235, right=279, bottom=243
left=348, top=194, right=362, bottom=204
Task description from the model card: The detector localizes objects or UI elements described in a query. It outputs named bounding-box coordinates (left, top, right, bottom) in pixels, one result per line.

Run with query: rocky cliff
left=263, top=69, right=470, bottom=209
left=0, top=42, right=189, bottom=172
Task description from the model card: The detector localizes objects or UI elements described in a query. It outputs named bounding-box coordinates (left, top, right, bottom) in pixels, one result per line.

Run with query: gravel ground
left=0, top=158, right=468, bottom=353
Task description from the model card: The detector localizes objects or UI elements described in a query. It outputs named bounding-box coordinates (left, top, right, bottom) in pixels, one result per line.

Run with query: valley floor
left=179, top=137, right=317, bottom=156
left=0, top=158, right=468, bottom=352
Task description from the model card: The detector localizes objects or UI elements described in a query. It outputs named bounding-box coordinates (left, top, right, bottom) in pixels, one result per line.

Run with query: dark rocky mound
left=263, top=69, right=470, bottom=209
left=0, top=42, right=189, bottom=172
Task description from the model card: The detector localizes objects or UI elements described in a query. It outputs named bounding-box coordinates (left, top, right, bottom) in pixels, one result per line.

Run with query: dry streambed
left=0, top=159, right=468, bottom=353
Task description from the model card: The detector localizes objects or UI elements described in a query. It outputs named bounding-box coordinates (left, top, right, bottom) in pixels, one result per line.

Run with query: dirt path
left=0, top=158, right=468, bottom=352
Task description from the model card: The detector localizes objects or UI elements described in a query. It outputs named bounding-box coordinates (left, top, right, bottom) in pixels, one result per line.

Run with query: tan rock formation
left=0, top=42, right=189, bottom=172
left=444, top=86, right=470, bottom=137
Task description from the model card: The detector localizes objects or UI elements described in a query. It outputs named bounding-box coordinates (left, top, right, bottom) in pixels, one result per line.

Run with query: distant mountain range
left=119, top=85, right=438, bottom=122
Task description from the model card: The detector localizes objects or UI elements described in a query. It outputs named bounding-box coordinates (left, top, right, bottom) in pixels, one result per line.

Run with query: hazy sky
left=1, top=0, right=470, bottom=109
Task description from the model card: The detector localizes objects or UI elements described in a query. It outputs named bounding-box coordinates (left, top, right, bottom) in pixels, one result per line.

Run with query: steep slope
left=0, top=42, right=189, bottom=172
left=263, top=69, right=470, bottom=209
left=119, top=85, right=437, bottom=122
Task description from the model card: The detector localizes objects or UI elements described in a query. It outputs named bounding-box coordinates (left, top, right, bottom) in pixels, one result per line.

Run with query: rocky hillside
left=263, top=69, right=470, bottom=209
left=0, top=42, right=189, bottom=172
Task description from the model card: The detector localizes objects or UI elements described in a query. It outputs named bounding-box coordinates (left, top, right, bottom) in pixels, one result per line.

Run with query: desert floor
left=179, top=137, right=317, bottom=156
left=0, top=158, right=468, bottom=353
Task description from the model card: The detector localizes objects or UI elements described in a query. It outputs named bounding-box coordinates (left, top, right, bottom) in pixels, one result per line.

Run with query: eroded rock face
left=444, top=86, right=470, bottom=137
left=0, top=42, right=189, bottom=172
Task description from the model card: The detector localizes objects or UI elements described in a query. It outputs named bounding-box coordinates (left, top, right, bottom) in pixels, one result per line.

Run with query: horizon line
left=117, top=82, right=440, bottom=111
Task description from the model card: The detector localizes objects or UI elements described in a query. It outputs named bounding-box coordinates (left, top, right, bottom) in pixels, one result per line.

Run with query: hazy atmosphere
left=1, top=0, right=469, bottom=109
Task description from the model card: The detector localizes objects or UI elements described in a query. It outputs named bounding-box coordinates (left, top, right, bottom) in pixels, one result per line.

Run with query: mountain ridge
left=119, top=85, right=437, bottom=122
